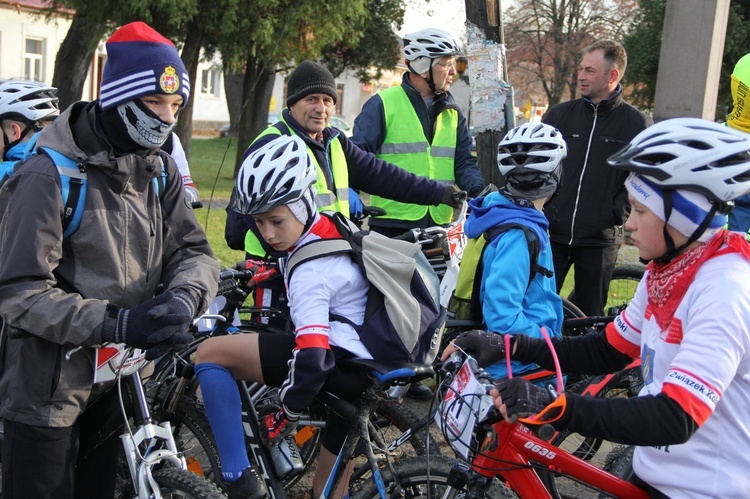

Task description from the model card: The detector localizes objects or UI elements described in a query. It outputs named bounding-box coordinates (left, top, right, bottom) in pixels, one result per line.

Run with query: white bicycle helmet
left=232, top=135, right=317, bottom=215
left=403, top=28, right=460, bottom=60
left=497, top=123, right=566, bottom=199
left=0, top=80, right=59, bottom=123
left=608, top=117, right=750, bottom=202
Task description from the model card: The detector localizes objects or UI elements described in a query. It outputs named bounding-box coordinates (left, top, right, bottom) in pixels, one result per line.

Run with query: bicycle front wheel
left=351, top=455, right=514, bottom=499
left=567, top=264, right=644, bottom=315
left=141, top=467, right=225, bottom=498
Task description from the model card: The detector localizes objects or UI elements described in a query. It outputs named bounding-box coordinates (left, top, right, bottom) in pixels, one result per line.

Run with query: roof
left=0, top=0, right=72, bottom=14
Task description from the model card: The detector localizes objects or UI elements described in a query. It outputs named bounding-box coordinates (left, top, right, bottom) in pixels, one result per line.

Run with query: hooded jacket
left=0, top=101, right=219, bottom=427
left=543, top=86, right=652, bottom=246
left=465, top=191, right=563, bottom=380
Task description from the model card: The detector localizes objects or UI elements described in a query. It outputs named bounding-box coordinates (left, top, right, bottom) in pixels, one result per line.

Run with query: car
left=329, top=116, right=353, bottom=137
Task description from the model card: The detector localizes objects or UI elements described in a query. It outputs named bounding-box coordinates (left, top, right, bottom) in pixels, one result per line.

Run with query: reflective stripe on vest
left=243, top=118, right=350, bottom=257
left=369, top=86, right=458, bottom=225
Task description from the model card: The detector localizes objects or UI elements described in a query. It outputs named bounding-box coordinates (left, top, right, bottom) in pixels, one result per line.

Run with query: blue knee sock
left=195, top=362, right=249, bottom=482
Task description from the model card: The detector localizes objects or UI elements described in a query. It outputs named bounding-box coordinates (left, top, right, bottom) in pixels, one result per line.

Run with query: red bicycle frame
left=470, top=418, right=647, bottom=498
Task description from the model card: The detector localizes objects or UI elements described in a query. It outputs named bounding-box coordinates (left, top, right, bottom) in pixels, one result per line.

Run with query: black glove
left=452, top=330, right=509, bottom=368
left=259, top=405, right=299, bottom=446
left=494, top=377, right=557, bottom=423
left=103, top=290, right=196, bottom=360
left=440, top=184, right=466, bottom=209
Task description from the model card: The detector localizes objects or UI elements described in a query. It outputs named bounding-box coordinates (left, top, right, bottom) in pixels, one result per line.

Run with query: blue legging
left=195, top=362, right=249, bottom=481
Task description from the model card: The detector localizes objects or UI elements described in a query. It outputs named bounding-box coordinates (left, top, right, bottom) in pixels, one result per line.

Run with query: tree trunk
left=234, top=57, right=275, bottom=177
left=52, top=13, right=107, bottom=110
left=223, top=66, right=244, bottom=136
left=175, top=24, right=203, bottom=162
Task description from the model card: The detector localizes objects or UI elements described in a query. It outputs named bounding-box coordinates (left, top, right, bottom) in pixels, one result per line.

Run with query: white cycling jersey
left=168, top=133, right=199, bottom=202
left=610, top=249, right=750, bottom=498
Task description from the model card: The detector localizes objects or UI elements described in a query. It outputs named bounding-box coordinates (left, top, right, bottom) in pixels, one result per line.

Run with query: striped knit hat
left=625, top=173, right=725, bottom=242
left=99, top=22, right=190, bottom=111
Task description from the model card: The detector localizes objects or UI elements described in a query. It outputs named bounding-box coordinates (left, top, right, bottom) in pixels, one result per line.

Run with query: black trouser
left=551, top=241, right=620, bottom=317
left=2, top=387, right=124, bottom=499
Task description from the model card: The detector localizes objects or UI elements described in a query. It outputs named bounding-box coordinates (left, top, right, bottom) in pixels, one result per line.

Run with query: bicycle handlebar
left=562, top=315, right=615, bottom=329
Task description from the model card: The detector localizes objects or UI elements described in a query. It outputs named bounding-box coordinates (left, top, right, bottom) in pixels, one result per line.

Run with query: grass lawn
left=188, top=137, right=244, bottom=268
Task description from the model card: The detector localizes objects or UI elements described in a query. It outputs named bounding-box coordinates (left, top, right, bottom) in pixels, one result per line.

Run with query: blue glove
left=349, top=188, right=364, bottom=219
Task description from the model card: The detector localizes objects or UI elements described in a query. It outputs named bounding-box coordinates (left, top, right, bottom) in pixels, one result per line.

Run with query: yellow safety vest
left=244, top=118, right=350, bottom=257
left=369, top=86, right=458, bottom=225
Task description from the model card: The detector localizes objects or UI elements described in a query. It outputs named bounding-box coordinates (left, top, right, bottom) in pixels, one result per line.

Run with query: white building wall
left=0, top=6, right=71, bottom=84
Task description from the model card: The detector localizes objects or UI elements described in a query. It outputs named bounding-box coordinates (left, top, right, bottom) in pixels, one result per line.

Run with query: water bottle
left=270, top=435, right=305, bottom=479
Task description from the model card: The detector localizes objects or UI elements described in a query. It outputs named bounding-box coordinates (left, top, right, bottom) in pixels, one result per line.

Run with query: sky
left=399, top=0, right=468, bottom=43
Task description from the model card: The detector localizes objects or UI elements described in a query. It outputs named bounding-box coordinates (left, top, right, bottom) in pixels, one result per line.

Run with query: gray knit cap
left=286, top=61, right=338, bottom=107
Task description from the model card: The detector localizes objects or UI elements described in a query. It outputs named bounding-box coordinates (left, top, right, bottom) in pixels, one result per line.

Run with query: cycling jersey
left=278, top=213, right=370, bottom=416
left=609, top=246, right=750, bottom=498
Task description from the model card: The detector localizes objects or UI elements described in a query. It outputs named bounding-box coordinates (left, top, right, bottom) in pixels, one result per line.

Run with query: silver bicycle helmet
left=0, top=80, right=59, bottom=123
left=403, top=28, right=460, bottom=60
left=608, top=117, right=750, bottom=203
left=232, top=135, right=317, bottom=215
left=497, top=123, right=566, bottom=199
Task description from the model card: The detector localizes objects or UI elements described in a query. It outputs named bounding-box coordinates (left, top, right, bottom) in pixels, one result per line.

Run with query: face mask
left=116, top=99, right=175, bottom=149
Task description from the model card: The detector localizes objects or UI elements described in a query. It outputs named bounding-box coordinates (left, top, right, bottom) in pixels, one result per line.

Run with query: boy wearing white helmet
left=196, top=135, right=373, bottom=499
left=441, top=122, right=566, bottom=381
left=0, top=80, right=59, bottom=180
left=453, top=118, right=750, bottom=498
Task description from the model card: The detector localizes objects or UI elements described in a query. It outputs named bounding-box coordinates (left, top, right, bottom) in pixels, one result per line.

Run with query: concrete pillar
left=653, top=0, right=730, bottom=121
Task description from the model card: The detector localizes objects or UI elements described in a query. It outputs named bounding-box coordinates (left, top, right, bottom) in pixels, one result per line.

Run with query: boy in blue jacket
left=444, top=122, right=566, bottom=380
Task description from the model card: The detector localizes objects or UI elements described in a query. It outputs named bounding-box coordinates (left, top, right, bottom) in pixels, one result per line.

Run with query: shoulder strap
left=286, top=239, right=353, bottom=282
left=486, top=223, right=553, bottom=287
left=152, top=154, right=168, bottom=198
left=469, top=222, right=553, bottom=323
left=38, top=146, right=87, bottom=239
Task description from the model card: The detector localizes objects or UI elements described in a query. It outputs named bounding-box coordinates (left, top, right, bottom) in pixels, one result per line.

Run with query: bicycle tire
left=147, top=467, right=225, bottom=499
left=567, top=264, right=644, bottom=315
left=159, top=394, right=223, bottom=487
left=351, top=455, right=515, bottom=499
left=602, top=444, right=636, bottom=482
left=561, top=297, right=585, bottom=321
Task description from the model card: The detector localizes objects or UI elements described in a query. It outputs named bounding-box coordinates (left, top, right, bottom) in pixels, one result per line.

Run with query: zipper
left=569, top=104, right=598, bottom=245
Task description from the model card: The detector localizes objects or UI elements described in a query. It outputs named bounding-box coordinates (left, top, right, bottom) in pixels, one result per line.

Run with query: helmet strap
left=409, top=60, right=441, bottom=95
left=652, top=191, right=721, bottom=264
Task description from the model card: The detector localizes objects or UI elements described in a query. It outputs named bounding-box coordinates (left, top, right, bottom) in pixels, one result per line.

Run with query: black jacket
left=543, top=86, right=652, bottom=246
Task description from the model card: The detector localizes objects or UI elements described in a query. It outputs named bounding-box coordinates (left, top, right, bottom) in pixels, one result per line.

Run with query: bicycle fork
left=119, top=372, right=187, bottom=499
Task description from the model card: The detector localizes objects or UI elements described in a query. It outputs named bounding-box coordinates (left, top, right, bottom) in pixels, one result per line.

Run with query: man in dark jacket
left=543, top=39, right=652, bottom=316
left=0, top=22, right=219, bottom=498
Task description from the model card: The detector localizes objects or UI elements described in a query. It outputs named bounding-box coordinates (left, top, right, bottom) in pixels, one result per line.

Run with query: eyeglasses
left=434, top=61, right=456, bottom=71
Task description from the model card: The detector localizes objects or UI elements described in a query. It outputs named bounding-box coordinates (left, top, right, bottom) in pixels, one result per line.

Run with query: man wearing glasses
left=352, top=27, right=485, bottom=240
left=352, top=27, right=485, bottom=400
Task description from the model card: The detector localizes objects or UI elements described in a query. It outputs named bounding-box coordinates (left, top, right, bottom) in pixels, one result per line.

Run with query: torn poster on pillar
left=465, top=23, right=509, bottom=134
